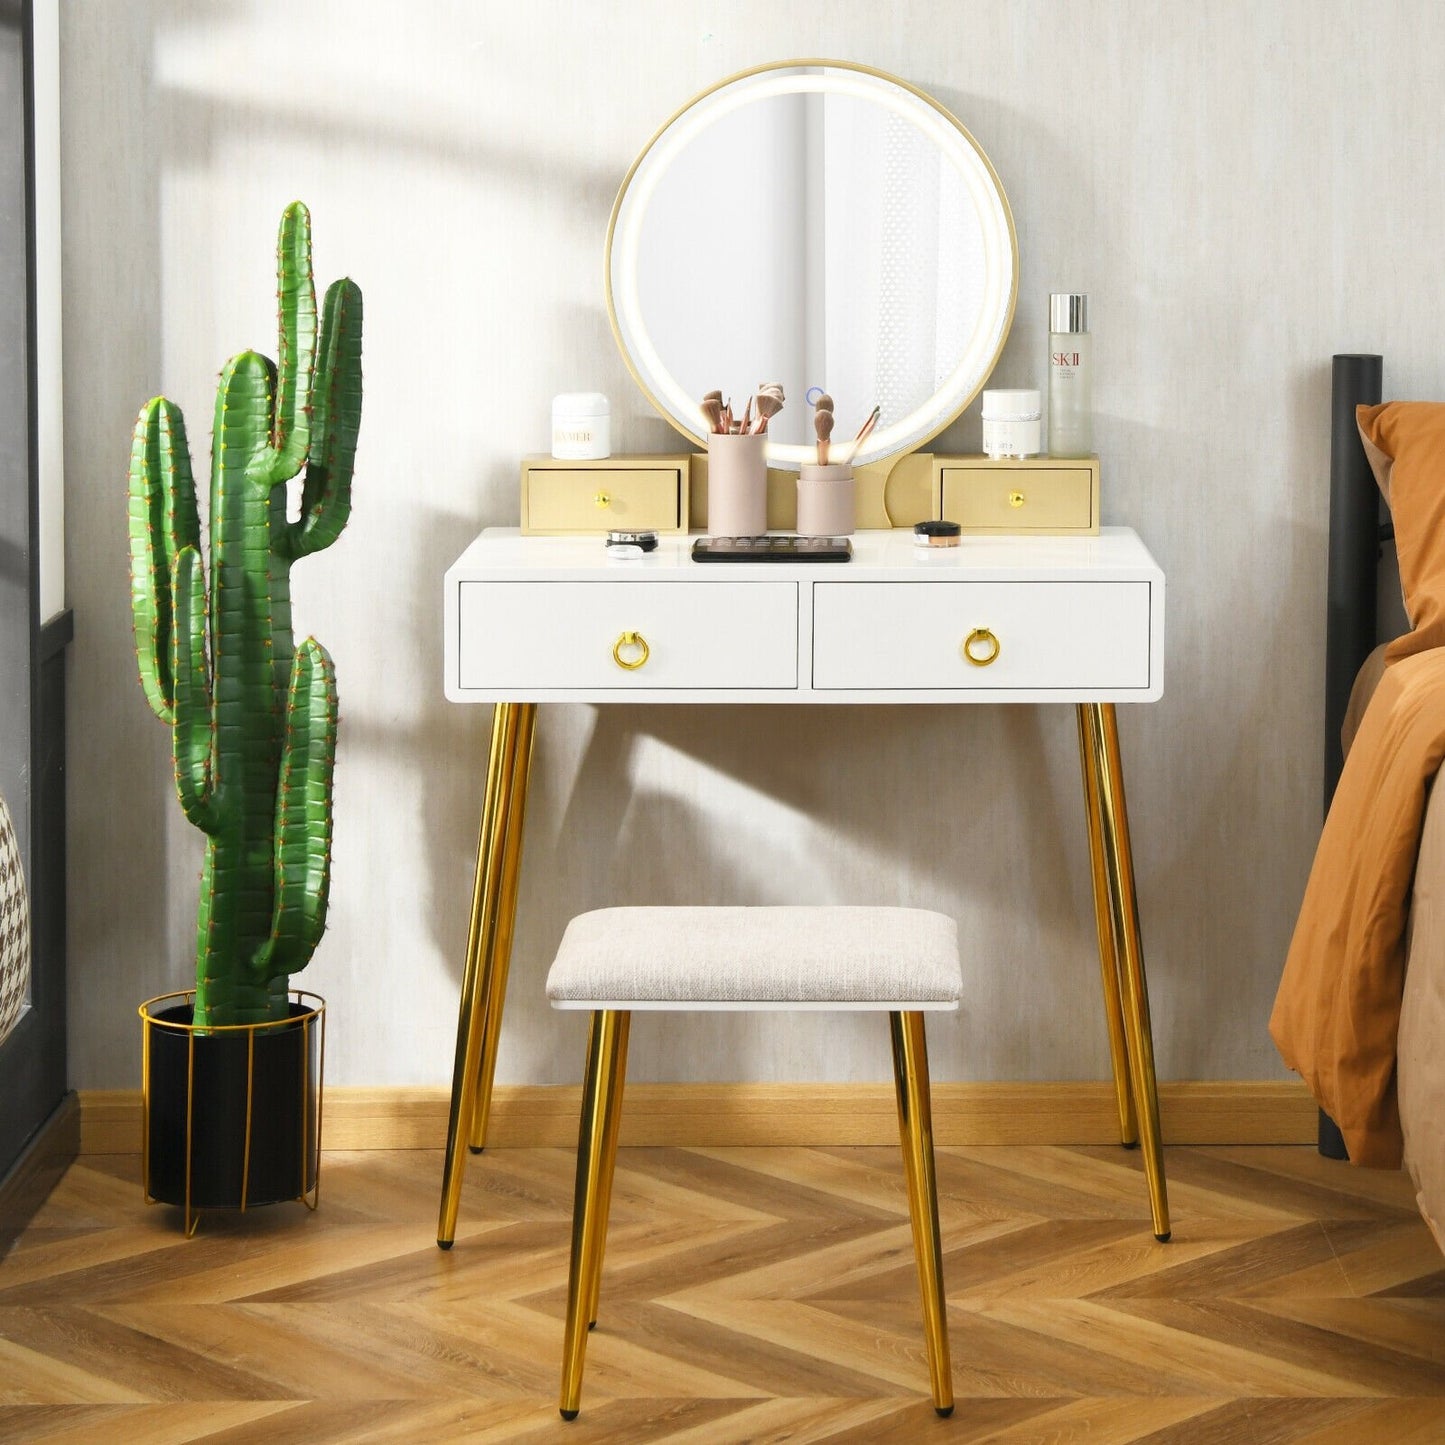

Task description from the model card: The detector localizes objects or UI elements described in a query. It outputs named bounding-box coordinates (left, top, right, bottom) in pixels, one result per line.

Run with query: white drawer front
left=812, top=581, right=1152, bottom=691
left=457, top=581, right=798, bottom=691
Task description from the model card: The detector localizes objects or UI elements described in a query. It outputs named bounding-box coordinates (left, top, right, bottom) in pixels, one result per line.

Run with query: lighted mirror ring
left=606, top=60, right=1018, bottom=471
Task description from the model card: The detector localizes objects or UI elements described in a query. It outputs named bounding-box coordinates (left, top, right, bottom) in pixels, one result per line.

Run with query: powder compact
left=605, top=529, right=659, bottom=559
left=912, top=520, right=962, bottom=548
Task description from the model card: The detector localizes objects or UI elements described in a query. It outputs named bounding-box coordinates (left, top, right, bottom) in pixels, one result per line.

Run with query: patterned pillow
left=0, top=792, right=29, bottom=1047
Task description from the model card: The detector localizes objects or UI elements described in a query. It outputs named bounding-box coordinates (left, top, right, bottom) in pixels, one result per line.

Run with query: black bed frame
left=1320, top=353, right=1389, bottom=1158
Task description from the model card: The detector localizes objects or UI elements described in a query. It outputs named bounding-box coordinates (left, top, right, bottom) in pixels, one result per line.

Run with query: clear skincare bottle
left=1048, top=293, right=1092, bottom=456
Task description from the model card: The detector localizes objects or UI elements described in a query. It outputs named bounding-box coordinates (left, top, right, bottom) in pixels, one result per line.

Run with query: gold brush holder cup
left=796, top=463, right=855, bottom=536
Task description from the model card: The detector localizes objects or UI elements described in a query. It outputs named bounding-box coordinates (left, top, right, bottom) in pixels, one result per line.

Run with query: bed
left=1271, top=354, right=1445, bottom=1251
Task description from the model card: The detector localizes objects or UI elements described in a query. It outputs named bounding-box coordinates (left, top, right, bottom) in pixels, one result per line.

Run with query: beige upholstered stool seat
left=549, top=904, right=960, bottom=1420
left=546, top=905, right=961, bottom=1010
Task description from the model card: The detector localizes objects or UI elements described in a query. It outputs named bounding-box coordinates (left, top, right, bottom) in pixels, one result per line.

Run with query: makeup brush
left=752, top=382, right=785, bottom=434
left=814, top=406, right=834, bottom=466
left=812, top=393, right=835, bottom=465
left=741, top=396, right=752, bottom=435
left=841, top=405, right=880, bottom=464
left=700, top=394, right=724, bottom=435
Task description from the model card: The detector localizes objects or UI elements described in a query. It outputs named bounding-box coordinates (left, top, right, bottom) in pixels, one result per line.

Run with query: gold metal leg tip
left=1122, top=1139, right=1139, bottom=1150
left=468, top=1145, right=485, bottom=1155
left=560, top=1408, right=579, bottom=1422
left=936, top=1404, right=954, bottom=1418
left=1155, top=1230, right=1171, bottom=1243
left=436, top=1238, right=454, bottom=1251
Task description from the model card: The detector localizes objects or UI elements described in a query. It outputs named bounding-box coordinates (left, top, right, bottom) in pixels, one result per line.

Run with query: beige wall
left=58, top=1, right=1433, bottom=1089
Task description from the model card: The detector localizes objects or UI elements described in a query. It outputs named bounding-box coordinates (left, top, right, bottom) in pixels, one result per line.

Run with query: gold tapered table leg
left=1082, top=702, right=1171, bottom=1242
left=560, top=1009, right=630, bottom=1421
left=890, top=1011, right=954, bottom=1417
left=437, top=702, right=534, bottom=1248
left=468, top=702, right=538, bottom=1151
left=1077, top=704, right=1138, bottom=1148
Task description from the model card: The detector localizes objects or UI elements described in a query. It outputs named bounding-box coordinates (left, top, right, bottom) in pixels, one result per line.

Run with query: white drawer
left=457, top=580, right=799, bottom=692
left=811, top=581, right=1152, bottom=691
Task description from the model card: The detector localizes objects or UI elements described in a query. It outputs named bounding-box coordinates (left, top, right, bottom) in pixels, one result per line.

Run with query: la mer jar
left=551, top=392, right=611, bottom=460
left=980, top=388, right=1042, bottom=459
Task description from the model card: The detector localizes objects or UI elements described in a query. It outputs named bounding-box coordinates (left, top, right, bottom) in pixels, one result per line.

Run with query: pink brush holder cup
left=706, top=432, right=767, bottom=536
left=795, top=463, right=855, bottom=536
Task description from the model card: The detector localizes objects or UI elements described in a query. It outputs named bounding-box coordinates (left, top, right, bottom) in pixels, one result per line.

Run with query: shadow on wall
left=1094, top=363, right=1330, bottom=1079
left=521, top=699, right=1091, bottom=1084
left=329, top=504, right=507, bottom=970
left=152, top=73, right=619, bottom=216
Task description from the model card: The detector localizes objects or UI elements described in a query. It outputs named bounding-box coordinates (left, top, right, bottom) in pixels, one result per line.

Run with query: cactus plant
left=128, top=201, right=362, bottom=1029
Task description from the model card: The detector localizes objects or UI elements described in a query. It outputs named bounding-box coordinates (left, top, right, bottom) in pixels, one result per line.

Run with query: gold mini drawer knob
left=594, top=491, right=612, bottom=507
left=612, top=630, right=650, bottom=670
left=1008, top=490, right=1025, bottom=508
left=962, top=627, right=1000, bottom=667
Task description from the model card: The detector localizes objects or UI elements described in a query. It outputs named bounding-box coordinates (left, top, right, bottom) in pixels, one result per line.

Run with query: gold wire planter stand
left=139, top=988, right=326, bottom=1236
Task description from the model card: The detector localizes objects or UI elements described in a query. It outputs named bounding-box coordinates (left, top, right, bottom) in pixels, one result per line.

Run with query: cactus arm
left=278, top=277, right=363, bottom=560
left=255, top=199, right=316, bottom=487
left=215, top=348, right=287, bottom=721
left=171, top=546, right=219, bottom=833
left=128, top=397, right=199, bottom=722
left=251, top=638, right=337, bottom=982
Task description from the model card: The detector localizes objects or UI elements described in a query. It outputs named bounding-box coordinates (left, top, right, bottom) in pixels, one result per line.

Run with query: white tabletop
left=448, top=526, right=1162, bottom=584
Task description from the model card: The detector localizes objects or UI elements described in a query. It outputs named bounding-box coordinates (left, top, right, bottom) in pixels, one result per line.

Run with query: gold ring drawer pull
left=1008, top=490, right=1025, bottom=508
left=962, top=627, right=1000, bottom=667
left=594, top=491, right=611, bottom=507
left=612, top=630, right=650, bottom=670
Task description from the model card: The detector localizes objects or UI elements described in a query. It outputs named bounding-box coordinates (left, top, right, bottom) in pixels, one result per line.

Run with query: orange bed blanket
left=1271, top=646, right=1445, bottom=1167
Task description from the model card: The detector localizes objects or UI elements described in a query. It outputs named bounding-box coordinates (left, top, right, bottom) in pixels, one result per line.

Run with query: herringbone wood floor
left=0, top=1145, right=1442, bottom=1443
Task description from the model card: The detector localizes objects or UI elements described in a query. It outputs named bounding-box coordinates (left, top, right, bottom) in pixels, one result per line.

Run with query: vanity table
left=438, top=525, right=1171, bottom=1244
left=438, top=59, right=1173, bottom=1250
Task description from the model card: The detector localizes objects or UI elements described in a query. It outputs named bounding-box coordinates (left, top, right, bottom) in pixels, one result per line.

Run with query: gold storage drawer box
left=520, top=455, right=690, bottom=535
left=932, top=456, right=1099, bottom=535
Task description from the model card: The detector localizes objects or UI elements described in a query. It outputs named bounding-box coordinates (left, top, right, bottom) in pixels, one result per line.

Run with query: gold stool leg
left=560, top=1009, right=630, bottom=1421
left=437, top=702, right=530, bottom=1248
left=587, top=1009, right=629, bottom=1328
left=468, top=702, right=538, bottom=1152
left=890, top=1010, right=954, bottom=1417
left=1084, top=702, right=1171, bottom=1242
left=1077, top=704, right=1138, bottom=1148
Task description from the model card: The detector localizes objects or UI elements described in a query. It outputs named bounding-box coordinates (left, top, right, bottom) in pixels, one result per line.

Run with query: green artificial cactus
left=128, top=201, right=363, bottom=1028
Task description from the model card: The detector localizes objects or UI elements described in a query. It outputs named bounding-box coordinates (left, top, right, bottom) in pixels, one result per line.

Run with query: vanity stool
left=546, top=904, right=962, bottom=1420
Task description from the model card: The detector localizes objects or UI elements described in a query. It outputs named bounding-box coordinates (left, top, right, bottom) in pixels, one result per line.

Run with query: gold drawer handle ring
left=612, top=631, right=650, bottom=670
left=1008, top=490, right=1025, bottom=508
left=594, top=491, right=611, bottom=507
left=962, top=627, right=1000, bottom=667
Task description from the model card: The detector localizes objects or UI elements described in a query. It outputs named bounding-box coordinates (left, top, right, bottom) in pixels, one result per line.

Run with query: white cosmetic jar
left=980, top=388, right=1042, bottom=459
left=551, top=392, right=611, bottom=460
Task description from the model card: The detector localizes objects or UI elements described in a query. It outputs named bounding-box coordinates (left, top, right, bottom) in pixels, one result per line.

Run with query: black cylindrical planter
left=140, top=991, right=325, bottom=1228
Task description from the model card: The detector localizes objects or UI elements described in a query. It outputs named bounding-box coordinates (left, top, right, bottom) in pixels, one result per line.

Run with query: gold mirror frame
left=605, top=60, right=1018, bottom=471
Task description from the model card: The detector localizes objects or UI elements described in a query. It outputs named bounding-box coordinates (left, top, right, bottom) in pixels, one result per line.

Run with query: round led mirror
left=606, top=61, right=1017, bottom=471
